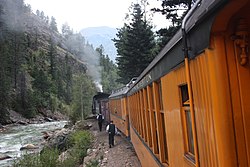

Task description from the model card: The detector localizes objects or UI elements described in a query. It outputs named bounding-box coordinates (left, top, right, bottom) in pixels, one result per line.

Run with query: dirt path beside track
left=82, top=118, right=141, bottom=167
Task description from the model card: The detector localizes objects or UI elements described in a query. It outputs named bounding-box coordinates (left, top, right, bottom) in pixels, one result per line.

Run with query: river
left=0, top=121, right=67, bottom=167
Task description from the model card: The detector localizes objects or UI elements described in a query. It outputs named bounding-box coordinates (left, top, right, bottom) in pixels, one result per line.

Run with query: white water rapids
left=0, top=121, right=67, bottom=167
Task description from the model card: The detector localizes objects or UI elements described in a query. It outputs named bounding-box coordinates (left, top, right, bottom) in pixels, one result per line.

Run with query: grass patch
left=13, top=130, right=92, bottom=167
left=85, top=159, right=99, bottom=167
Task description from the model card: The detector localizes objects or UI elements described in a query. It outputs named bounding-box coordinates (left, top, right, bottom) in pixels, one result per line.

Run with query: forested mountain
left=0, top=0, right=99, bottom=124
left=80, top=26, right=117, bottom=62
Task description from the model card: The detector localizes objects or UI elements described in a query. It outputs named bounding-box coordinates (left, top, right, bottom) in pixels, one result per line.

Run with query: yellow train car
left=125, top=0, right=250, bottom=166
left=109, top=86, right=130, bottom=137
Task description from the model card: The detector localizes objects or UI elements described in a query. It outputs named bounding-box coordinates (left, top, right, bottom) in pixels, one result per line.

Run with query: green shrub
left=86, top=159, right=99, bottom=167
left=69, top=130, right=92, bottom=160
left=39, top=148, right=59, bottom=167
left=13, top=130, right=92, bottom=167
left=13, top=148, right=59, bottom=167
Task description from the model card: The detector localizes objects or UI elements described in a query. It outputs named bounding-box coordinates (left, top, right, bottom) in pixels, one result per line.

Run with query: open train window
left=180, top=84, right=195, bottom=162
left=161, top=112, right=169, bottom=163
left=155, top=81, right=169, bottom=163
left=157, top=81, right=164, bottom=110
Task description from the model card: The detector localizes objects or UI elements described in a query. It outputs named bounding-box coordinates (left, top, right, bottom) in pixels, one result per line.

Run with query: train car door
left=225, top=14, right=250, bottom=166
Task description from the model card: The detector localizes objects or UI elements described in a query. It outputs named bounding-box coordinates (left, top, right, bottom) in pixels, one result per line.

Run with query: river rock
left=20, top=144, right=39, bottom=150
left=0, top=154, right=11, bottom=160
left=58, top=150, right=70, bottom=162
left=44, top=117, right=53, bottom=122
left=43, top=128, right=72, bottom=152
left=74, top=121, right=92, bottom=130
left=42, top=131, right=51, bottom=139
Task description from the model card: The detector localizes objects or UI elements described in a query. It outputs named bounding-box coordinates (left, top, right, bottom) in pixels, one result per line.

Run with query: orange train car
left=109, top=78, right=137, bottom=137
left=109, top=85, right=130, bottom=137
left=109, top=0, right=250, bottom=166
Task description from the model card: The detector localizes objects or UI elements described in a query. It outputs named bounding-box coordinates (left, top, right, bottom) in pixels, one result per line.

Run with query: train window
left=185, top=109, right=195, bottom=154
left=154, top=112, right=159, bottom=154
left=153, top=81, right=168, bottom=162
left=180, top=85, right=189, bottom=106
left=161, top=113, right=169, bottom=163
left=140, top=90, right=147, bottom=140
left=147, top=86, right=155, bottom=149
left=144, top=88, right=152, bottom=146
left=180, top=84, right=195, bottom=162
left=150, top=85, right=155, bottom=110
left=157, top=81, right=163, bottom=110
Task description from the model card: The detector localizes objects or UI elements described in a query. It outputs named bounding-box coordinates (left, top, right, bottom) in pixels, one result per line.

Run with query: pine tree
left=49, top=38, right=57, bottom=80
left=113, top=3, right=157, bottom=84
left=62, top=23, right=73, bottom=39
left=64, top=53, right=72, bottom=104
left=152, top=0, right=196, bottom=47
left=50, top=16, right=58, bottom=32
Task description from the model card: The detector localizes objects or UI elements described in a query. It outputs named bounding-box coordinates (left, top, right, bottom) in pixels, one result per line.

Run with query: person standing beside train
left=106, top=120, right=117, bottom=148
left=97, top=113, right=104, bottom=131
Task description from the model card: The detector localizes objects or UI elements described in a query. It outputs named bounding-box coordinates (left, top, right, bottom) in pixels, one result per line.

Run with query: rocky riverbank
left=0, top=120, right=68, bottom=167
left=0, top=109, right=68, bottom=131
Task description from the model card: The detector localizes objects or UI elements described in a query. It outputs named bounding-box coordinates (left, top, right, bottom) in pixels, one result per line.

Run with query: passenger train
left=95, top=0, right=250, bottom=166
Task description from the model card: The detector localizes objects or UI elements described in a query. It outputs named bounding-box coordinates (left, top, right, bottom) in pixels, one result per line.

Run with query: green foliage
left=113, top=3, right=157, bottom=84
left=39, top=148, right=59, bottom=167
left=70, top=74, right=96, bottom=123
left=96, top=46, right=122, bottom=93
left=14, top=130, right=92, bottom=167
left=152, top=0, right=196, bottom=47
left=0, top=0, right=97, bottom=124
left=0, top=42, right=12, bottom=123
left=156, top=25, right=180, bottom=48
left=13, top=148, right=59, bottom=167
left=86, top=159, right=99, bottom=167
left=69, top=130, right=92, bottom=159
left=14, top=89, right=36, bottom=118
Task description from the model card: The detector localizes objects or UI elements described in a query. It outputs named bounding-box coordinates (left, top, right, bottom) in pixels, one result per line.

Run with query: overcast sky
left=24, top=0, right=167, bottom=32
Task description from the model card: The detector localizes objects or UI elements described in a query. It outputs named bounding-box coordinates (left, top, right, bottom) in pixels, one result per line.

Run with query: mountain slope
left=80, top=26, right=117, bottom=62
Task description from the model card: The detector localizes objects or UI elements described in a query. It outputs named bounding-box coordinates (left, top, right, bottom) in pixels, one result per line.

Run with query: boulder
left=74, top=121, right=92, bottom=130
left=0, top=154, right=11, bottom=160
left=20, top=144, right=39, bottom=150
left=43, top=128, right=72, bottom=152
left=44, top=117, right=53, bottom=122
left=42, top=131, right=51, bottom=139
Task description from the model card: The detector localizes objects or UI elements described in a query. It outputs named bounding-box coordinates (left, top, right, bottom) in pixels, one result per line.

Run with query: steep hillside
left=0, top=0, right=97, bottom=124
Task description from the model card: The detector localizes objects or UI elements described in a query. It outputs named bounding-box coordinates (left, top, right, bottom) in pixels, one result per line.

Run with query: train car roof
left=109, top=77, right=137, bottom=99
left=128, top=0, right=229, bottom=95
left=109, top=86, right=129, bottom=99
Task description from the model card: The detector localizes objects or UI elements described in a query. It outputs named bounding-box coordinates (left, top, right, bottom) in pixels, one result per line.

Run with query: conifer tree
left=113, top=3, right=157, bottom=84
left=49, top=38, right=57, bottom=80
left=64, top=53, right=72, bottom=104
left=50, top=16, right=58, bottom=32
left=152, top=0, right=196, bottom=47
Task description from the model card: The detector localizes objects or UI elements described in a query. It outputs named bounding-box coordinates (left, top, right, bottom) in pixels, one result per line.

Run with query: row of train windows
left=130, top=82, right=195, bottom=164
